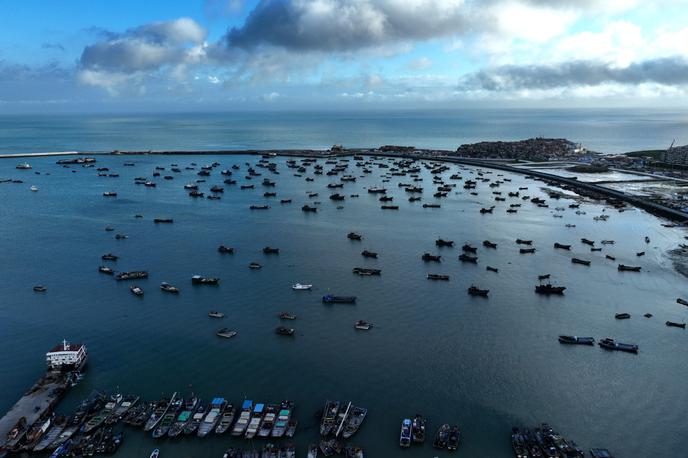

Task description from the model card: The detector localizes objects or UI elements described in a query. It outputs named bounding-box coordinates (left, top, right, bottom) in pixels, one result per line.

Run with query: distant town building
left=454, top=138, right=582, bottom=161
left=46, top=339, right=88, bottom=371
left=662, top=144, right=688, bottom=165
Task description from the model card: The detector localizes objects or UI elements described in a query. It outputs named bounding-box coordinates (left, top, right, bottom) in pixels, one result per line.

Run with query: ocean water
left=0, top=151, right=687, bottom=457
left=1, top=108, right=687, bottom=155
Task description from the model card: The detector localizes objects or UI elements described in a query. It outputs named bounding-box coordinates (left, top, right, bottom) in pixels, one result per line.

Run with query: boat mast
left=335, top=401, right=352, bottom=437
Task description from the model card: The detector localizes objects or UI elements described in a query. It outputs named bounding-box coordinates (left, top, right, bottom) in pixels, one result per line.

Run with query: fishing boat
left=216, top=328, right=237, bottom=339
left=399, top=419, right=412, bottom=448
left=462, top=244, right=477, bottom=253
left=411, top=415, right=426, bottom=443
left=666, top=321, right=686, bottom=329
left=152, top=397, right=183, bottom=438
left=244, top=403, right=265, bottom=439
left=130, top=285, right=144, bottom=296
left=271, top=400, right=293, bottom=438
left=275, top=326, right=295, bottom=336
left=467, top=285, right=488, bottom=297
left=292, top=283, right=312, bottom=290
left=486, top=266, right=499, bottom=273
left=520, top=248, right=536, bottom=254
left=218, top=245, right=234, bottom=254
left=433, top=424, right=450, bottom=449
left=678, top=298, right=688, bottom=306
left=535, top=284, right=566, bottom=295
left=16, top=162, right=32, bottom=169
left=320, top=401, right=340, bottom=436
left=435, top=239, right=454, bottom=247
left=558, top=336, right=595, bottom=345
left=427, top=273, right=449, bottom=281
left=458, top=253, right=478, bottom=263
left=336, top=403, right=365, bottom=439
left=183, top=400, right=208, bottom=435
left=198, top=398, right=227, bottom=437
left=214, top=403, right=236, bottom=434
left=106, top=394, right=139, bottom=424
left=249, top=262, right=262, bottom=269
left=347, top=232, right=363, bottom=240
left=421, top=253, right=441, bottom=262
left=554, top=243, right=571, bottom=250
left=516, top=239, right=532, bottom=245
left=168, top=397, right=199, bottom=437
left=285, top=419, right=298, bottom=438
left=208, top=311, right=224, bottom=318
left=231, top=400, right=253, bottom=436
left=102, top=253, right=118, bottom=261
left=33, top=415, right=68, bottom=452
left=483, top=240, right=497, bottom=248
left=352, top=267, right=381, bottom=276
left=82, top=394, right=122, bottom=433
left=144, top=393, right=177, bottom=431
left=115, top=270, right=148, bottom=280
left=150, top=449, right=159, bottom=458
left=615, top=313, right=631, bottom=320
left=322, top=295, right=356, bottom=304
left=302, top=205, right=317, bottom=212
left=354, top=320, right=372, bottom=330
left=263, top=246, right=280, bottom=254
left=279, top=312, right=296, bottom=320
left=153, top=218, right=173, bottom=223
left=598, top=338, right=638, bottom=353
left=192, top=275, right=219, bottom=285
left=160, top=282, right=179, bottom=293
left=361, top=250, right=378, bottom=258
left=571, top=258, right=591, bottom=266
left=618, top=264, right=641, bottom=272
left=258, top=404, right=278, bottom=437
left=447, top=425, right=461, bottom=451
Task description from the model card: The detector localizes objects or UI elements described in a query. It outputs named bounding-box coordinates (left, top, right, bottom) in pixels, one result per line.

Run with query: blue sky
left=1, top=0, right=688, bottom=112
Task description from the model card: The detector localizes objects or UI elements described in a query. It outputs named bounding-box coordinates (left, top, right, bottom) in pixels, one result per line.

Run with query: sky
left=1, top=0, right=688, bottom=113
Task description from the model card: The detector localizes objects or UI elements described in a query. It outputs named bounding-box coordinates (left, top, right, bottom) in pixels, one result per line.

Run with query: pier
left=0, top=371, right=71, bottom=451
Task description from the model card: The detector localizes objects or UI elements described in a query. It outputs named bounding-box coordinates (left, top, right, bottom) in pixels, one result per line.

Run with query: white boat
left=150, top=449, right=159, bottom=458
left=16, top=162, right=32, bottom=169
left=292, top=283, right=312, bottom=290
left=30, top=185, right=38, bottom=192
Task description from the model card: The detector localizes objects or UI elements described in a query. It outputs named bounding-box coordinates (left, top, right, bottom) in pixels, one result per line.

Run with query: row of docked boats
left=511, top=423, right=613, bottom=458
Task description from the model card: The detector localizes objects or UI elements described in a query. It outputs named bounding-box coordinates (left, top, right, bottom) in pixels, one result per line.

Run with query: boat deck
left=0, top=371, right=69, bottom=449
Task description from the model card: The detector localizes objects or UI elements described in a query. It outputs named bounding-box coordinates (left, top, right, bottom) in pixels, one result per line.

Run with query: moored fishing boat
left=322, top=295, right=356, bottom=304
left=427, top=273, right=449, bottom=281
left=231, top=400, right=253, bottom=436
left=411, top=414, right=426, bottom=443
left=144, top=393, right=177, bottom=432
left=433, top=424, right=450, bottom=449
left=152, top=396, right=183, bottom=438
left=558, top=336, right=595, bottom=345
left=198, top=398, right=227, bottom=437
left=535, top=284, right=566, bottom=295
left=83, top=393, right=122, bottom=433
left=244, top=402, right=265, bottom=439
left=106, top=394, right=139, bottom=425
left=183, top=400, right=208, bottom=435
left=168, top=397, right=199, bottom=437
left=666, top=321, right=686, bottom=329
left=340, top=405, right=366, bottom=439
left=215, top=403, right=236, bottom=434
left=216, top=328, right=237, bottom=339
left=320, top=401, right=340, bottom=436
left=258, top=404, right=278, bottom=437
left=447, top=425, right=461, bottom=451
left=598, top=338, right=638, bottom=353
left=160, top=282, right=179, bottom=293
left=399, top=419, right=412, bottom=448
left=271, top=400, right=293, bottom=437
left=292, top=283, right=312, bottom=290
left=192, top=275, right=219, bottom=284
left=467, top=285, right=489, bottom=297
left=618, top=264, right=641, bottom=272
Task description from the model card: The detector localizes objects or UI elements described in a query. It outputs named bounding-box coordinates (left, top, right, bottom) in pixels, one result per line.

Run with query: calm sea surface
left=1, top=149, right=687, bottom=457
left=1, top=109, right=687, bottom=154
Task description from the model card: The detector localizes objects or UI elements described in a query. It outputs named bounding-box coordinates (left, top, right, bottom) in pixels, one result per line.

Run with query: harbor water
left=1, top=151, right=687, bottom=457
